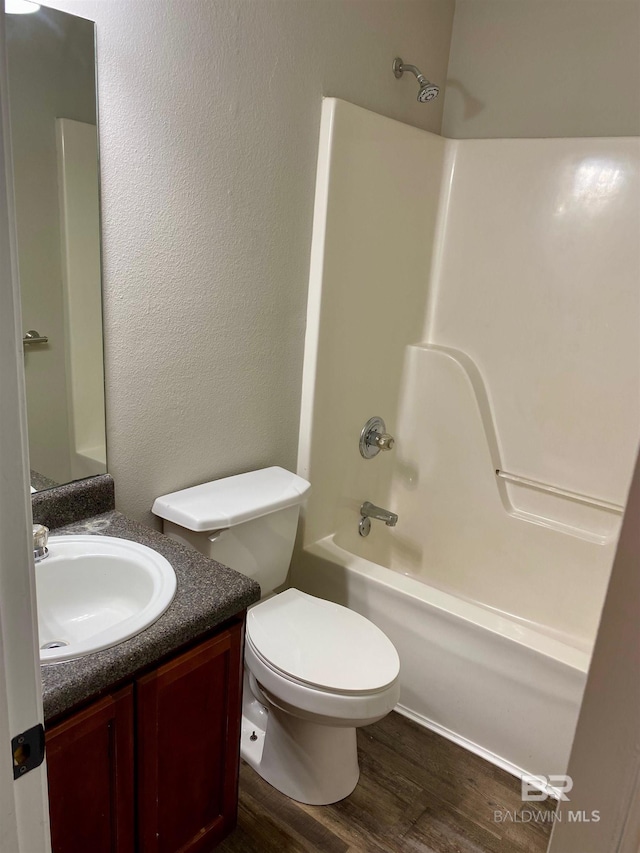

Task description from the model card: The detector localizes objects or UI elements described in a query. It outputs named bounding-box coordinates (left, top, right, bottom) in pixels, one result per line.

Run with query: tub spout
left=360, top=501, right=398, bottom=527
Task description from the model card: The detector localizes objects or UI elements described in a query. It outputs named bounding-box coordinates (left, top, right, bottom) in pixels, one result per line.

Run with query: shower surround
left=293, top=99, right=639, bottom=785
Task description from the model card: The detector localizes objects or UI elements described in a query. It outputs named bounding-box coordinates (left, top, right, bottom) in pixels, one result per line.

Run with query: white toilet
left=152, top=467, right=400, bottom=805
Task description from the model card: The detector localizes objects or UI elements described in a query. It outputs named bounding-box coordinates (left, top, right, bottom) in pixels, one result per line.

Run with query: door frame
left=0, top=3, right=52, bottom=849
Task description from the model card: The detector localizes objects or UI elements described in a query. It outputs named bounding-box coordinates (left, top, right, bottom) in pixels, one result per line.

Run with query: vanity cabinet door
left=136, top=623, right=244, bottom=853
left=46, top=686, right=135, bottom=853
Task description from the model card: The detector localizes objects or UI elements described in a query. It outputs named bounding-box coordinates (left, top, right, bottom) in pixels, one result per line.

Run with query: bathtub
left=292, top=100, right=624, bottom=795
left=292, top=533, right=589, bottom=793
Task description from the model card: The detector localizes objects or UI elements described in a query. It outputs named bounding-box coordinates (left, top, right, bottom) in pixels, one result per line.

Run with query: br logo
left=521, top=774, right=573, bottom=802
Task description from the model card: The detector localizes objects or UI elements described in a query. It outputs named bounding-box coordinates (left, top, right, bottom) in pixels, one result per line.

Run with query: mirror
left=6, top=2, right=106, bottom=492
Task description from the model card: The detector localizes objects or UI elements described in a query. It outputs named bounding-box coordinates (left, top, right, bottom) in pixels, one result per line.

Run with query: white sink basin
left=37, top=535, right=177, bottom=664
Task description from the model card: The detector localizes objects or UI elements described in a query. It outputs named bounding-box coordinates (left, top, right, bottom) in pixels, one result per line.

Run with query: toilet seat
left=245, top=632, right=400, bottom=725
left=246, top=632, right=395, bottom=699
left=246, top=588, right=400, bottom=694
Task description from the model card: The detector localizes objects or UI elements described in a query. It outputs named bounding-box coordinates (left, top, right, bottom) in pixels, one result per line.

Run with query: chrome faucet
left=33, top=524, right=49, bottom=562
left=359, top=502, right=398, bottom=537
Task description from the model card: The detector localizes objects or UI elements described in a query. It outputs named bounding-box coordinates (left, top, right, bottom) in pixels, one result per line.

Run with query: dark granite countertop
left=32, top=474, right=115, bottom=530
left=40, top=510, right=260, bottom=722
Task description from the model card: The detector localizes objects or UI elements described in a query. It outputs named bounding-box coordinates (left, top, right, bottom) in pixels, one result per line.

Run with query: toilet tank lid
left=151, top=467, right=311, bottom=532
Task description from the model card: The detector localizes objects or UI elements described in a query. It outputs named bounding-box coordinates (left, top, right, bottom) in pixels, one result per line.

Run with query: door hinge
left=12, top=723, right=45, bottom=780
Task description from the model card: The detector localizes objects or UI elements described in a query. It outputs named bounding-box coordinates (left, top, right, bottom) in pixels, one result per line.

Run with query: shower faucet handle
left=373, top=432, right=395, bottom=451
left=359, top=417, right=395, bottom=459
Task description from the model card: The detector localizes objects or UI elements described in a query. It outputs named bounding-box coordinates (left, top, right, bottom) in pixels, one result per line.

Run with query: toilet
left=152, top=467, right=400, bottom=805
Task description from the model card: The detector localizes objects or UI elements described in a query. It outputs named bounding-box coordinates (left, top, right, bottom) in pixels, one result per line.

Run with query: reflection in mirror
left=6, top=3, right=106, bottom=491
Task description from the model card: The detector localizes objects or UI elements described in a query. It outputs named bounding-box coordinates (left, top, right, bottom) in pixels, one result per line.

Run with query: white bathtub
left=293, top=100, right=623, bottom=796
left=292, top=534, right=589, bottom=793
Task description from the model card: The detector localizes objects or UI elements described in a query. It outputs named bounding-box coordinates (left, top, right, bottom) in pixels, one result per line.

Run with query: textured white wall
left=443, top=0, right=640, bottom=139
left=43, top=0, right=454, bottom=525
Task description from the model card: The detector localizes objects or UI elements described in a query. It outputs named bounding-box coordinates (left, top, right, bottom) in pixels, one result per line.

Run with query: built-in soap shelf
left=495, top=469, right=623, bottom=514
left=401, top=344, right=623, bottom=545
left=496, top=470, right=622, bottom=545
left=495, top=469, right=623, bottom=544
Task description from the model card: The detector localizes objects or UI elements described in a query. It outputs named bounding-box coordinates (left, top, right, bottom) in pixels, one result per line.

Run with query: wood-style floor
left=218, top=711, right=555, bottom=853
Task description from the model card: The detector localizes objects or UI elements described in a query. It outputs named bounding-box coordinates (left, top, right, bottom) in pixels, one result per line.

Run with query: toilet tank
left=152, top=467, right=310, bottom=596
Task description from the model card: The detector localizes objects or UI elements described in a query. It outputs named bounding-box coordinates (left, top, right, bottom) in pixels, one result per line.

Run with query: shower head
left=417, top=81, right=440, bottom=103
left=393, top=57, right=440, bottom=103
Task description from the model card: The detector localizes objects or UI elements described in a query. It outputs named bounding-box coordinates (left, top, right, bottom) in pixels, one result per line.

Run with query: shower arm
left=393, top=60, right=428, bottom=86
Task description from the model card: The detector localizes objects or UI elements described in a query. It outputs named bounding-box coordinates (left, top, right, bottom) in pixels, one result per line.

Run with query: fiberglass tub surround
left=294, top=99, right=640, bottom=785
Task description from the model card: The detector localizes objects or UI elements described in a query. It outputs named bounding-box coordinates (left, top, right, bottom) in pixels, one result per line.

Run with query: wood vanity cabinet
left=46, top=686, right=135, bottom=853
left=46, top=619, right=244, bottom=853
left=137, top=627, right=243, bottom=853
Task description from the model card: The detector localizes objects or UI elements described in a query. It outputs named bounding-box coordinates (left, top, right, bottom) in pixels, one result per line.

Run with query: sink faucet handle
left=33, top=524, right=49, bottom=563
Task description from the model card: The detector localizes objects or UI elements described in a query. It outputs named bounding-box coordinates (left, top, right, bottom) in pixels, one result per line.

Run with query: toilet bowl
left=241, top=587, right=400, bottom=804
left=152, top=467, right=400, bottom=805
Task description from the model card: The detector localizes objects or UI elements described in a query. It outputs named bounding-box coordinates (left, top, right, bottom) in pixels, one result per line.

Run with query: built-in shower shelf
left=495, top=470, right=624, bottom=515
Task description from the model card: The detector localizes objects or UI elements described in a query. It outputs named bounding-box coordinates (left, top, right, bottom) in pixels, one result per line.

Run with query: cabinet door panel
left=46, top=686, right=135, bottom=853
left=137, top=623, right=243, bottom=853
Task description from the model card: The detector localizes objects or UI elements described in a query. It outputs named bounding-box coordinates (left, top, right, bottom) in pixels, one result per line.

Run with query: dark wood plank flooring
left=218, top=711, right=555, bottom=852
